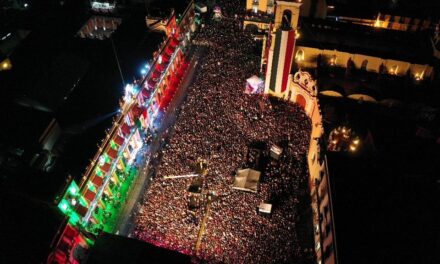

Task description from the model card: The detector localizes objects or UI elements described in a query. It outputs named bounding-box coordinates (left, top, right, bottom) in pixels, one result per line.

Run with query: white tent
left=233, top=168, right=261, bottom=193
left=245, top=75, right=264, bottom=94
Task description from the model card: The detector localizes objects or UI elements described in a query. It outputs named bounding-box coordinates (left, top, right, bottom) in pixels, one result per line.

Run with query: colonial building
left=259, top=2, right=337, bottom=264
left=47, top=2, right=197, bottom=262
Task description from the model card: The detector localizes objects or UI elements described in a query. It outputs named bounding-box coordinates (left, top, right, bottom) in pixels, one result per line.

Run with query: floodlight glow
left=69, top=186, right=77, bottom=195
left=140, top=68, right=147, bottom=75
left=24, top=3, right=28, bottom=8
left=58, top=199, right=69, bottom=213
left=67, top=181, right=80, bottom=196
left=125, top=84, right=133, bottom=94
left=99, top=155, right=106, bottom=166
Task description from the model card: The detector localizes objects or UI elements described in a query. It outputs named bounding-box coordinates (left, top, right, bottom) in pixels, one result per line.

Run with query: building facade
left=259, top=2, right=337, bottom=264
left=47, top=2, right=196, bottom=263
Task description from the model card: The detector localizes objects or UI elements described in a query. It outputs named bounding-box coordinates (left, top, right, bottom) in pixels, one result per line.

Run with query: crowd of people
left=132, top=1, right=314, bottom=263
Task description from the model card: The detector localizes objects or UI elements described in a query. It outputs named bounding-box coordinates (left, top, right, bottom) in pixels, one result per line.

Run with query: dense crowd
left=132, top=1, right=313, bottom=263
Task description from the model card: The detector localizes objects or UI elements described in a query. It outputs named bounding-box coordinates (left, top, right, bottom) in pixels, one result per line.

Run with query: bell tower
left=274, top=1, right=301, bottom=30
left=263, top=1, right=302, bottom=96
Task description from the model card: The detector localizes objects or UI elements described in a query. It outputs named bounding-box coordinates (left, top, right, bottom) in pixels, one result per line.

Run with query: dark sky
left=330, top=0, right=440, bottom=19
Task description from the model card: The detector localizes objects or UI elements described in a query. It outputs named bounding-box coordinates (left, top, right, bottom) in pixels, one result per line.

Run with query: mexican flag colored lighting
left=58, top=199, right=69, bottom=213
left=68, top=212, right=81, bottom=225
left=68, top=180, right=80, bottom=196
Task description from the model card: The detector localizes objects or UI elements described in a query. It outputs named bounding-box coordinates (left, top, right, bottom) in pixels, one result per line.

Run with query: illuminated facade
left=90, top=1, right=117, bottom=13
left=77, top=16, right=122, bottom=40
left=264, top=69, right=337, bottom=264
left=262, top=1, right=301, bottom=96
left=246, top=0, right=275, bottom=14
left=260, top=2, right=337, bottom=264
left=294, top=46, right=434, bottom=81
left=243, top=0, right=326, bottom=32
left=48, top=1, right=196, bottom=263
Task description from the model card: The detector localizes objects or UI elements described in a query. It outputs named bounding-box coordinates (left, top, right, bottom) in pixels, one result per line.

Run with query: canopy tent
left=258, top=202, right=273, bottom=215
left=245, top=75, right=264, bottom=94
left=233, top=168, right=261, bottom=193
left=270, top=144, right=283, bottom=160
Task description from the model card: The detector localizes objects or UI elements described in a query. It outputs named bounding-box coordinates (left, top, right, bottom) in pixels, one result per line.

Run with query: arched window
left=245, top=23, right=259, bottom=34
left=282, top=10, right=292, bottom=30
left=296, top=94, right=307, bottom=109
left=287, top=90, right=293, bottom=101
left=267, top=0, right=274, bottom=14
left=295, top=49, right=305, bottom=62
left=252, top=0, right=259, bottom=13
left=389, top=65, right=399, bottom=75
left=361, top=59, right=368, bottom=70
left=329, top=55, right=337, bottom=66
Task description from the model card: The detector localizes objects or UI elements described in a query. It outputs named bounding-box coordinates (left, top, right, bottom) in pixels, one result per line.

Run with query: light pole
left=110, top=35, right=125, bottom=88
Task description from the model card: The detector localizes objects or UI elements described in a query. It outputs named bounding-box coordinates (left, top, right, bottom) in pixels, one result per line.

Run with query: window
left=361, top=59, right=368, bottom=70
left=325, top=222, right=331, bottom=236
left=267, top=5, right=274, bottom=14
left=320, top=170, right=325, bottom=181
left=329, top=55, right=337, bottom=66
left=282, top=10, right=293, bottom=29
left=324, top=205, right=329, bottom=216
left=389, top=65, right=399, bottom=75
left=295, top=49, right=305, bottom=62
left=253, top=0, right=259, bottom=13
left=324, top=243, right=333, bottom=259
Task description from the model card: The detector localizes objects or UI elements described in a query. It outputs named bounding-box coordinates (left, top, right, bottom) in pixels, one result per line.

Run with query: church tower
left=263, top=1, right=301, bottom=96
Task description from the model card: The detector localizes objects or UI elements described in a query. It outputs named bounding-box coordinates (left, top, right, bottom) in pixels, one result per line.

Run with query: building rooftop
left=87, top=233, right=192, bottom=264
left=326, top=0, right=440, bottom=21
left=0, top=189, right=64, bottom=263
left=298, top=18, right=434, bottom=64
left=320, top=96, right=439, bottom=264
left=147, top=0, right=192, bottom=18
